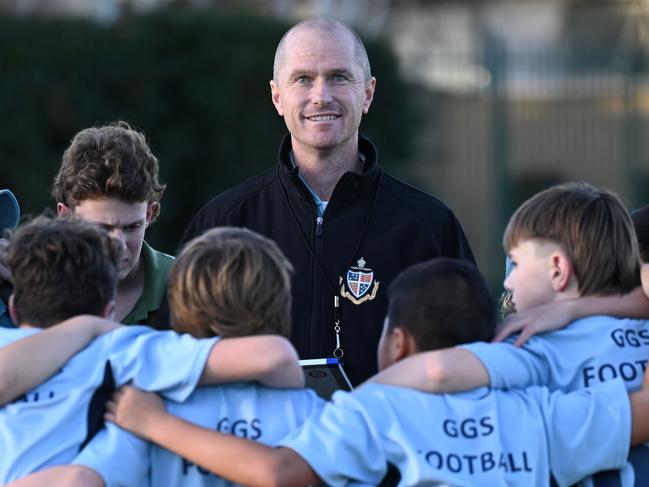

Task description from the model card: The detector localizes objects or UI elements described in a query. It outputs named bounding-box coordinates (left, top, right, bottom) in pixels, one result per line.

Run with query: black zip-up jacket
left=180, top=134, right=475, bottom=385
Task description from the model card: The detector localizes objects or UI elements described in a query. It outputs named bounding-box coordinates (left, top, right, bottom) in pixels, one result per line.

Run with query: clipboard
left=299, top=358, right=353, bottom=400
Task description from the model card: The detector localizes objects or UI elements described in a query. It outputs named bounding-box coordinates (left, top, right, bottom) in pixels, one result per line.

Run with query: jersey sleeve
left=72, top=423, right=150, bottom=487
left=460, top=340, right=552, bottom=389
left=107, top=327, right=218, bottom=402
left=278, top=393, right=387, bottom=487
left=540, top=379, right=631, bottom=485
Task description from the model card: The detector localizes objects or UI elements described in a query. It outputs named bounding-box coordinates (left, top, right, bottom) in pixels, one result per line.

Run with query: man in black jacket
left=174, top=18, right=475, bottom=385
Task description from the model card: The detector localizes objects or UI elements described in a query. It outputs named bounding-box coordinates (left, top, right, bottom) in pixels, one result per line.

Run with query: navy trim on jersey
left=592, top=470, right=623, bottom=487
left=378, top=463, right=401, bottom=487
left=80, top=361, right=115, bottom=451
left=628, top=445, right=649, bottom=485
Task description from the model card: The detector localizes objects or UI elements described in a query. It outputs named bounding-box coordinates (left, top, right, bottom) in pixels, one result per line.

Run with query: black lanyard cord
left=278, top=165, right=383, bottom=359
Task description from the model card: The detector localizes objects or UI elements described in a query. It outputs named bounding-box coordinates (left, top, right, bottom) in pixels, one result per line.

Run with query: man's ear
left=270, top=80, right=284, bottom=117
left=549, top=250, right=573, bottom=292
left=56, top=202, right=72, bottom=217
left=362, top=77, right=376, bottom=114
left=8, top=294, right=18, bottom=324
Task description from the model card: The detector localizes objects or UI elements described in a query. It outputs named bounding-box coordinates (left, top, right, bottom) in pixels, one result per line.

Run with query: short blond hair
left=169, top=227, right=293, bottom=338
left=504, top=182, right=640, bottom=296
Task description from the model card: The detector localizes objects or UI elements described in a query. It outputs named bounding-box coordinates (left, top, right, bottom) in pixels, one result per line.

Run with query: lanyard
left=279, top=167, right=382, bottom=361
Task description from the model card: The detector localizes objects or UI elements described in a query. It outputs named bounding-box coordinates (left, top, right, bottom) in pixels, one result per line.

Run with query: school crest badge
left=340, top=257, right=380, bottom=305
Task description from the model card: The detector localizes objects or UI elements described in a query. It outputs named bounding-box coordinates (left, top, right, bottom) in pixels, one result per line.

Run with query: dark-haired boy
left=375, top=182, right=649, bottom=484
left=0, top=217, right=303, bottom=484
left=104, top=258, right=649, bottom=486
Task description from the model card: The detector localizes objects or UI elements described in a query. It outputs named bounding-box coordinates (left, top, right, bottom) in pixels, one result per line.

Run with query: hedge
left=0, top=9, right=420, bottom=252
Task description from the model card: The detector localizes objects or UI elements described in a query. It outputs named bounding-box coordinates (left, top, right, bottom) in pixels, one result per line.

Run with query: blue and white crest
left=347, top=268, right=374, bottom=299
left=340, top=257, right=380, bottom=305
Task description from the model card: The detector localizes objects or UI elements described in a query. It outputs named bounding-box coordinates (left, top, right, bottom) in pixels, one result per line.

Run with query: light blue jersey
left=463, top=316, right=649, bottom=392
left=0, top=326, right=217, bottom=484
left=75, top=382, right=324, bottom=487
left=280, top=381, right=630, bottom=487
left=462, top=315, right=649, bottom=486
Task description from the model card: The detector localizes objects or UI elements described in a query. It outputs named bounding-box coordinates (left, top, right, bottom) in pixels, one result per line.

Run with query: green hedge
left=0, top=10, right=420, bottom=253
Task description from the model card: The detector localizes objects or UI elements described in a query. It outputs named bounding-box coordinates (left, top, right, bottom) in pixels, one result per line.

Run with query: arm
left=106, top=386, right=318, bottom=487
left=6, top=466, right=103, bottom=487
left=200, top=335, right=305, bottom=389
left=0, top=315, right=120, bottom=405
left=494, top=287, right=649, bottom=346
left=366, top=348, right=489, bottom=393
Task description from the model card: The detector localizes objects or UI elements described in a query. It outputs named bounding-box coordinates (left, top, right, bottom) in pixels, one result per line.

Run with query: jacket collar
left=277, top=133, right=381, bottom=201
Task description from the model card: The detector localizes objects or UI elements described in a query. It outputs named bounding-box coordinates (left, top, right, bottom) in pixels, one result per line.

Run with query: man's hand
left=105, top=385, right=166, bottom=440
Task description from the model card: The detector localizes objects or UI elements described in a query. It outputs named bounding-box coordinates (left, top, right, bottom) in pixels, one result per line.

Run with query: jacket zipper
left=309, top=214, right=324, bottom=357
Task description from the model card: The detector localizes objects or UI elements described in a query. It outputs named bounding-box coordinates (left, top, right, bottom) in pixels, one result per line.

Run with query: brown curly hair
left=51, top=121, right=165, bottom=222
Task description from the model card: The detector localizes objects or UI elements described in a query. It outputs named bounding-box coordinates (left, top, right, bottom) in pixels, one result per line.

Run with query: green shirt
left=123, top=241, right=174, bottom=326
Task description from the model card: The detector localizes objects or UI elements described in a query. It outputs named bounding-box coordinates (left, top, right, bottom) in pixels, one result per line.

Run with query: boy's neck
left=114, top=256, right=146, bottom=321
left=551, top=277, right=581, bottom=303
left=18, top=323, right=42, bottom=329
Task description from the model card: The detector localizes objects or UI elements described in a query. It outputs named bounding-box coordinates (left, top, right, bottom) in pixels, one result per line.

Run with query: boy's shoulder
left=0, top=326, right=39, bottom=347
left=155, top=383, right=324, bottom=460
left=569, top=314, right=649, bottom=327
left=0, top=324, right=156, bottom=351
left=100, top=326, right=202, bottom=355
left=175, top=381, right=324, bottom=418
left=531, top=314, right=649, bottom=344
left=333, top=383, right=481, bottom=421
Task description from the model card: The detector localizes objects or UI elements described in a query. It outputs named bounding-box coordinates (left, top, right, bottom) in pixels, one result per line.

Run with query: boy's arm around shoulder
left=495, top=287, right=649, bottom=346
left=106, top=385, right=318, bottom=487
left=200, top=335, right=305, bottom=388
left=368, top=336, right=552, bottom=392
left=152, top=416, right=317, bottom=487
left=0, top=316, right=119, bottom=405
left=366, top=348, right=489, bottom=393
left=148, top=415, right=316, bottom=487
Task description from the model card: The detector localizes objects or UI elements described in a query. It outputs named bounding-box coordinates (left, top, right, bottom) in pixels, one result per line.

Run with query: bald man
left=173, top=18, right=475, bottom=385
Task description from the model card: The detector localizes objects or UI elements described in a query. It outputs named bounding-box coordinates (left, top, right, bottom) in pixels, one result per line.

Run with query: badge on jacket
left=340, top=257, right=380, bottom=305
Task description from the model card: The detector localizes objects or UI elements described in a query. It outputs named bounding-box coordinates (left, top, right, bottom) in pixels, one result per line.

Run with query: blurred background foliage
left=5, top=0, right=649, bottom=292
left=0, top=9, right=420, bottom=253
